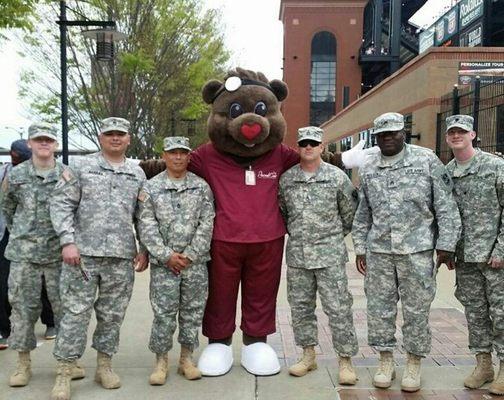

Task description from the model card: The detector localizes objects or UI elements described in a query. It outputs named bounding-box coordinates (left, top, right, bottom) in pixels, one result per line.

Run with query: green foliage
left=0, top=0, right=37, bottom=31
left=18, top=0, right=229, bottom=157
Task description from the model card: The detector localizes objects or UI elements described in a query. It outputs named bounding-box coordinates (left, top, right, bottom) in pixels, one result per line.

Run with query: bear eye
left=229, top=103, right=243, bottom=119
left=254, top=101, right=267, bottom=116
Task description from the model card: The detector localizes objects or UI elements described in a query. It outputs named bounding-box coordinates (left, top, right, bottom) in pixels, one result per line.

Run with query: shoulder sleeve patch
left=62, top=169, right=73, bottom=182
left=1, top=177, right=8, bottom=193
left=138, top=190, right=149, bottom=202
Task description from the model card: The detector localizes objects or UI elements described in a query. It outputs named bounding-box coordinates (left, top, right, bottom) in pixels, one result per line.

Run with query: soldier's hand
left=134, top=252, right=149, bottom=272
left=436, top=250, right=455, bottom=270
left=356, top=254, right=367, bottom=275
left=488, top=257, right=504, bottom=269
left=62, top=243, right=80, bottom=266
left=167, top=253, right=188, bottom=275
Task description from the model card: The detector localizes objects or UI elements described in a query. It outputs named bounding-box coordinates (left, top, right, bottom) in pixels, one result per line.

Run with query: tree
left=0, top=0, right=37, bottom=31
left=19, top=0, right=229, bottom=158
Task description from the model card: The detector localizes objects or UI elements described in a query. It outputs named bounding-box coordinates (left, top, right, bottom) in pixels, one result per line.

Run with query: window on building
left=310, top=31, right=336, bottom=126
left=340, top=136, right=353, bottom=152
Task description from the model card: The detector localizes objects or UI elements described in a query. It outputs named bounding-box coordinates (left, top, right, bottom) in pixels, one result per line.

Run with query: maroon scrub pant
left=202, top=237, right=284, bottom=339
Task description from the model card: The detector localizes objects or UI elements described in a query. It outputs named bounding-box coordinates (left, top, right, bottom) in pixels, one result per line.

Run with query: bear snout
left=240, top=123, right=262, bottom=140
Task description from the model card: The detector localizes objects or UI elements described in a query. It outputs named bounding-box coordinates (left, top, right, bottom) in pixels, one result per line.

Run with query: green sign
left=459, top=0, right=484, bottom=29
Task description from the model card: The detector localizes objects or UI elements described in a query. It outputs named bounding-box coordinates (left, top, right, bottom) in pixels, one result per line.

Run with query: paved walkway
left=0, top=242, right=501, bottom=399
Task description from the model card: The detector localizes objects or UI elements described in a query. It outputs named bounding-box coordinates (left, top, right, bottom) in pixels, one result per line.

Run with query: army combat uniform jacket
left=352, top=144, right=461, bottom=255
left=279, top=161, right=357, bottom=269
left=50, top=152, right=146, bottom=259
left=446, top=149, right=504, bottom=263
left=2, top=159, right=66, bottom=263
left=137, top=171, right=215, bottom=265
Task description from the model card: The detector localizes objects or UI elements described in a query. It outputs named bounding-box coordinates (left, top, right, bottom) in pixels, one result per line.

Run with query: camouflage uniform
left=352, top=143, right=461, bottom=356
left=1, top=159, right=65, bottom=351
left=446, top=149, right=504, bottom=360
left=137, top=170, right=214, bottom=354
left=50, top=152, right=146, bottom=360
left=279, top=161, right=359, bottom=356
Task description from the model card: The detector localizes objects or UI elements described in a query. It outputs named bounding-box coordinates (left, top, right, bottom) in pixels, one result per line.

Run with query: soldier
left=1, top=123, right=85, bottom=387
left=444, top=114, right=504, bottom=395
left=49, top=117, right=148, bottom=400
left=279, top=126, right=359, bottom=384
left=137, top=136, right=214, bottom=385
left=352, top=112, right=461, bottom=392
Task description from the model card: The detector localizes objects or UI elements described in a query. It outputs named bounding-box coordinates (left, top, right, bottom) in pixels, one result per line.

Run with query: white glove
left=341, top=140, right=378, bottom=169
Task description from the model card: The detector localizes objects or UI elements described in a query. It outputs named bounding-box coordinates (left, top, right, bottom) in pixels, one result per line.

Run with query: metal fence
left=436, top=77, right=504, bottom=164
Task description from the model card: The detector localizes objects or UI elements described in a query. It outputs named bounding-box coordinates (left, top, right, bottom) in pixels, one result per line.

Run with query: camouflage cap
left=28, top=122, right=58, bottom=141
left=297, top=126, right=323, bottom=143
left=373, top=112, right=404, bottom=134
left=100, top=117, right=130, bottom=134
left=446, top=114, right=474, bottom=133
left=163, top=136, right=191, bottom=152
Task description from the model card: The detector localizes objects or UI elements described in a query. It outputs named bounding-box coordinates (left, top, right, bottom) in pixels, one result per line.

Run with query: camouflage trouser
left=365, top=250, right=436, bottom=357
left=287, top=264, right=358, bottom=357
left=8, top=261, right=61, bottom=351
left=53, top=256, right=134, bottom=361
left=455, top=261, right=504, bottom=360
left=149, top=262, right=208, bottom=354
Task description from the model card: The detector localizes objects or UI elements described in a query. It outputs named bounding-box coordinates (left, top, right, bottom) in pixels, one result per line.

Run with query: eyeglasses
left=446, top=129, right=470, bottom=136
left=298, top=140, right=320, bottom=148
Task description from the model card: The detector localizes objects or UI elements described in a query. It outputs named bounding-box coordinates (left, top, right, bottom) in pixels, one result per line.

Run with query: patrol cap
left=373, top=112, right=404, bottom=135
left=446, top=114, right=474, bottom=133
left=100, top=117, right=130, bottom=135
left=28, top=122, right=58, bottom=141
left=297, top=126, right=323, bottom=143
left=163, top=136, right=191, bottom=152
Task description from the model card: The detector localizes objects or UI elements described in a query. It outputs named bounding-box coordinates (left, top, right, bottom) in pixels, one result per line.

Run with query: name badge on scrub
left=245, top=167, right=256, bottom=186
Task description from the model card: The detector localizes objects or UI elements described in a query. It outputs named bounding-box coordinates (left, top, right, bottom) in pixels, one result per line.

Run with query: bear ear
left=269, top=79, right=288, bottom=102
left=202, top=80, right=223, bottom=104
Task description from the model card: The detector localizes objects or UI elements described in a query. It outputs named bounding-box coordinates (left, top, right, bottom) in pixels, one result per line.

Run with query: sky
left=0, top=0, right=451, bottom=150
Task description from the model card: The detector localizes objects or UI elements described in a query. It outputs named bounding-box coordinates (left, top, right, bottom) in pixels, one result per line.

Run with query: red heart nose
left=241, top=123, right=262, bottom=140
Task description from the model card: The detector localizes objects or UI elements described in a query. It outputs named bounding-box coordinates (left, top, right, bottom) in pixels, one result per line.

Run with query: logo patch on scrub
left=257, top=171, right=278, bottom=179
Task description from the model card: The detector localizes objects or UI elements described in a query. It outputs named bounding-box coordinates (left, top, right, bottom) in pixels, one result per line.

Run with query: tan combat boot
left=373, top=351, right=395, bottom=388
left=338, top=356, right=358, bottom=385
left=178, top=346, right=202, bottom=380
left=288, top=346, right=317, bottom=377
left=51, top=360, right=74, bottom=400
left=464, top=353, right=494, bottom=389
left=9, top=351, right=31, bottom=387
left=95, top=351, right=121, bottom=389
left=401, top=353, right=422, bottom=392
left=489, top=360, right=504, bottom=395
left=149, top=353, right=169, bottom=385
left=71, top=363, right=85, bottom=380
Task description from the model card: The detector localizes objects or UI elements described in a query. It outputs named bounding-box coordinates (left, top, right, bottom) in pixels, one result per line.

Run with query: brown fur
left=202, top=68, right=289, bottom=158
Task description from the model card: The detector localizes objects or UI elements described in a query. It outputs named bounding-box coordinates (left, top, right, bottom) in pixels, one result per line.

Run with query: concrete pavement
left=0, top=239, right=501, bottom=400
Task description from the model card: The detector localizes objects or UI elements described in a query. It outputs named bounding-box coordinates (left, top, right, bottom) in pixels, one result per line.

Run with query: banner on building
left=459, top=0, right=484, bottom=30
left=419, top=26, right=435, bottom=54
left=458, top=61, right=504, bottom=85
left=435, top=7, right=459, bottom=46
left=459, top=21, right=483, bottom=47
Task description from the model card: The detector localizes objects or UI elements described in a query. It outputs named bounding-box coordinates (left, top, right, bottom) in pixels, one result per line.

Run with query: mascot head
left=202, top=67, right=288, bottom=158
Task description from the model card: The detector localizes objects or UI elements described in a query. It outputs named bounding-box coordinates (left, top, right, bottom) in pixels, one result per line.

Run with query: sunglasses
left=298, top=140, right=320, bottom=148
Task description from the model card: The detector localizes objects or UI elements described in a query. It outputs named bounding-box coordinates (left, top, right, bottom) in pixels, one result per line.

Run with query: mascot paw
left=197, top=343, right=234, bottom=376
left=341, top=139, right=379, bottom=169
left=241, top=342, right=280, bottom=376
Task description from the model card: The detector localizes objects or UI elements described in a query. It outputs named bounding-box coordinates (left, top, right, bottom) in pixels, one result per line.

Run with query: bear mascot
left=140, top=67, right=366, bottom=376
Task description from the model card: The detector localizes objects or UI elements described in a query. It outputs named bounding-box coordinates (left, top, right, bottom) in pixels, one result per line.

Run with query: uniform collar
left=292, top=161, right=332, bottom=182
left=377, top=144, right=412, bottom=169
